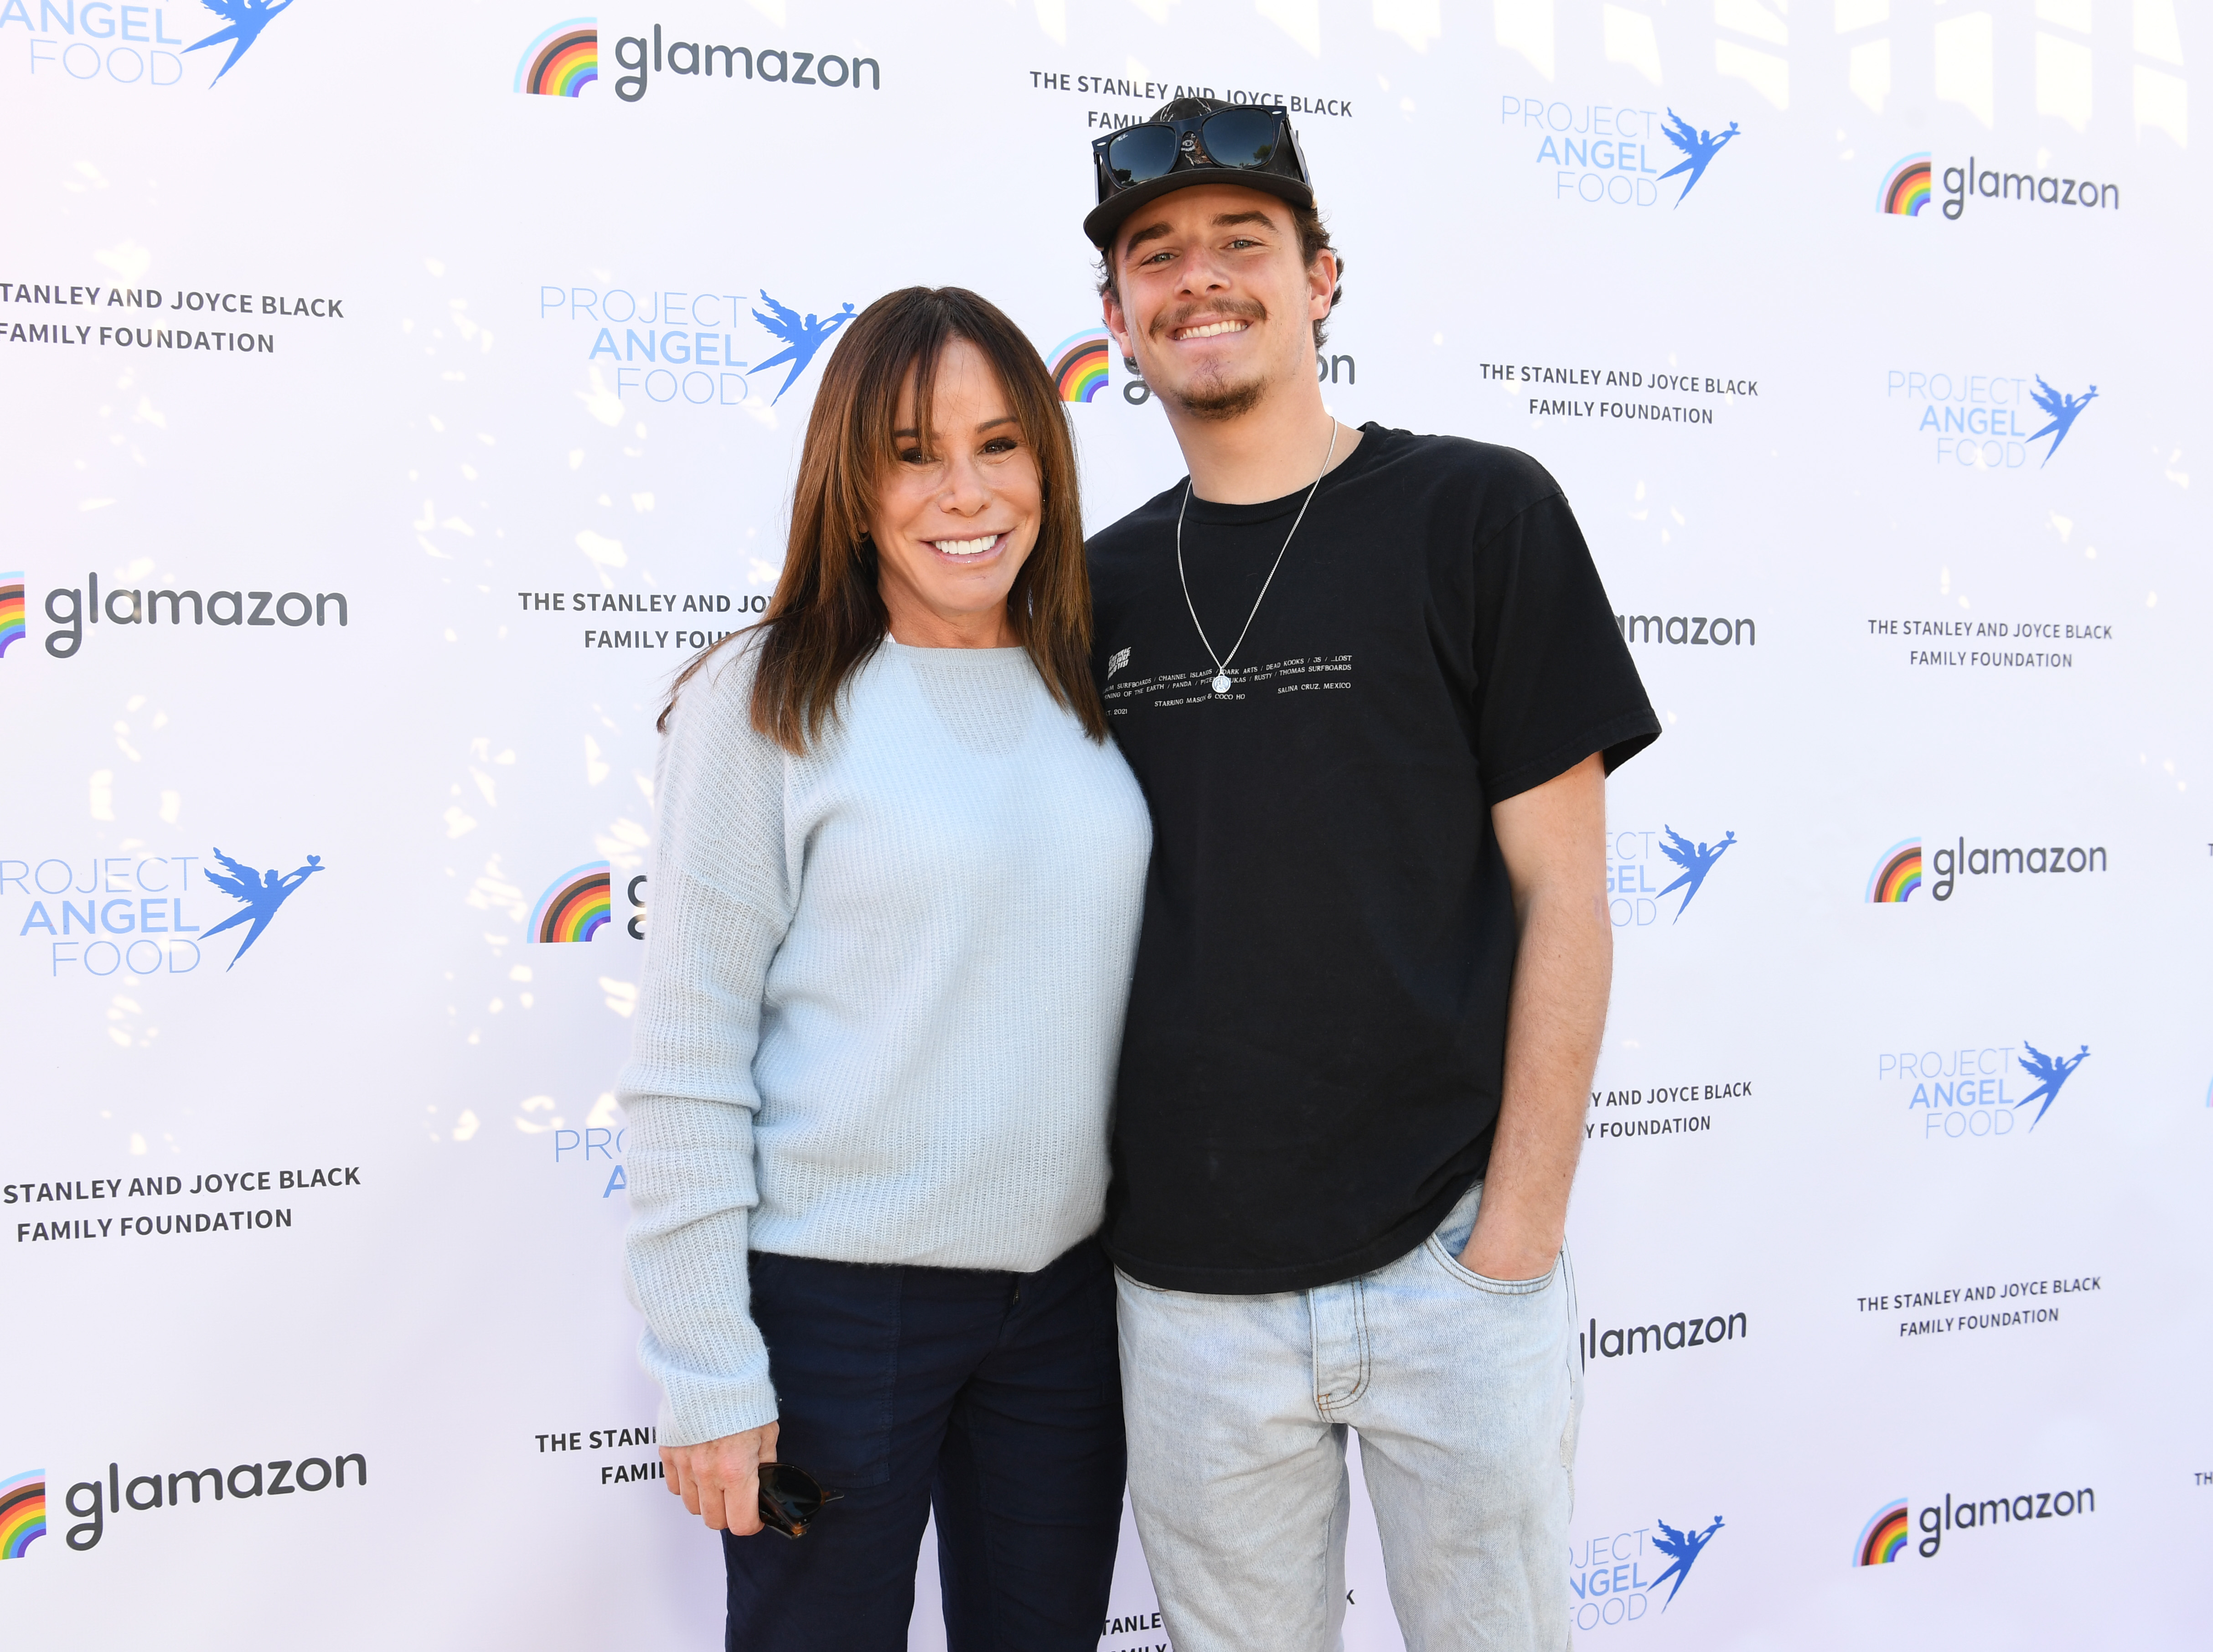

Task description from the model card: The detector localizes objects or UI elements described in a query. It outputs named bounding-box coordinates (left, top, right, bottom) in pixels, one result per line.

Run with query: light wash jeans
left=1116, top=1182, right=1582, bottom=1652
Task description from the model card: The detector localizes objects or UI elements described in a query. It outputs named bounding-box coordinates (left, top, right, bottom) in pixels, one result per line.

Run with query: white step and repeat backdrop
left=4, top=1, right=2208, bottom=1647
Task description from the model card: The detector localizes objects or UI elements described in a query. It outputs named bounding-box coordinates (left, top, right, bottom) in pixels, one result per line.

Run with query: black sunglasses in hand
left=757, top=1462, right=842, bottom=1538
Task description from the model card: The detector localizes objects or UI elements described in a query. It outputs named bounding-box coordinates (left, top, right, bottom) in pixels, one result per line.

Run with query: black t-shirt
left=1088, top=424, right=1659, bottom=1294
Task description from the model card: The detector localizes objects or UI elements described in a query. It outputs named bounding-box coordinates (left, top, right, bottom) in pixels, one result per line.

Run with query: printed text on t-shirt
left=1102, top=653, right=1354, bottom=713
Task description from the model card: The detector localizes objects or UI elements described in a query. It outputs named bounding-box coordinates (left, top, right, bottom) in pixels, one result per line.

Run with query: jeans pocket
left=1422, top=1235, right=1562, bottom=1295
left=746, top=1252, right=900, bottom=1489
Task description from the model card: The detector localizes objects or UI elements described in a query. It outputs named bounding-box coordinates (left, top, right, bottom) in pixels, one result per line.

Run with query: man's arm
left=1458, top=751, right=1612, bottom=1281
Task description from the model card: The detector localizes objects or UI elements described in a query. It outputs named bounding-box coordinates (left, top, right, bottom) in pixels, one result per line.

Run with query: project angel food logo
left=1607, top=826, right=1734, bottom=928
left=1569, top=1516, right=1724, bottom=1632
left=1501, top=95, right=1738, bottom=208
left=1886, top=368, right=2100, bottom=471
left=6, top=0, right=295, bottom=90
left=6, top=847, right=324, bottom=978
left=544, top=283, right=852, bottom=412
left=554, top=1111, right=630, bottom=1201
left=1855, top=1484, right=2095, bottom=1565
left=1876, top=1040, right=2091, bottom=1142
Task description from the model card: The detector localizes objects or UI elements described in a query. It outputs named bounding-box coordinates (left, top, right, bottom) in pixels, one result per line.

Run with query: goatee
left=1166, top=376, right=1266, bottom=421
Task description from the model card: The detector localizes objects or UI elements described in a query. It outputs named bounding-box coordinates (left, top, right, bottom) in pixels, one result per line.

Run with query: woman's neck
left=879, top=584, right=1018, bottom=649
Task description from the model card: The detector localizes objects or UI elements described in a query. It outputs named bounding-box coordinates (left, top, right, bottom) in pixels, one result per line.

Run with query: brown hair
left=1096, top=197, right=1345, bottom=364
left=659, top=286, right=1107, bottom=751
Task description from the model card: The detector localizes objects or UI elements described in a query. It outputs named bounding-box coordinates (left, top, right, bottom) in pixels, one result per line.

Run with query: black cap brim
left=1085, top=168, right=1316, bottom=251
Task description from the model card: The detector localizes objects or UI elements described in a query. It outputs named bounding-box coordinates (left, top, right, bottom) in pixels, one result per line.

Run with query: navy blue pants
left=725, top=1239, right=1124, bottom=1652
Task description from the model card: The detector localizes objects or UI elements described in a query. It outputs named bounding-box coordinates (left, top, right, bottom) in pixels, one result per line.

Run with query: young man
left=1082, top=99, right=1660, bottom=1649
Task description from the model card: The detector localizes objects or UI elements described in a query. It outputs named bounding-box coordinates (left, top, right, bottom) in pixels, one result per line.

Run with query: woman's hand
left=661, top=1422, right=780, bottom=1535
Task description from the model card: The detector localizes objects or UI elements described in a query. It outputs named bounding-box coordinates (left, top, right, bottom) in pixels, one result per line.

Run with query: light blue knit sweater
left=619, top=634, right=1151, bottom=1446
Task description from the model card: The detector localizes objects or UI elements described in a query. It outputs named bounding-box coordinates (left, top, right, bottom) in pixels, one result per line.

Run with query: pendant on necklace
left=1211, top=673, right=1232, bottom=695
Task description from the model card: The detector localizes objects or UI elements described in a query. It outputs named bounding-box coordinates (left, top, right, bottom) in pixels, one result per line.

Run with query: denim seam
left=1313, top=1448, right=1343, bottom=1647
left=1561, top=1245, right=1583, bottom=1488
left=1340, top=1278, right=1374, bottom=1410
left=1308, top=1283, right=1371, bottom=1418
left=1307, top=1289, right=1319, bottom=1414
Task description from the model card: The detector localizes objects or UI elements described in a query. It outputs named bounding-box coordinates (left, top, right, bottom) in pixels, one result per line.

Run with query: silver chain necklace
left=1175, top=419, right=1339, bottom=696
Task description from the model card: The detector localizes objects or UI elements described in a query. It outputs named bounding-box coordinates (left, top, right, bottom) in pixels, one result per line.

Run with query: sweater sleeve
left=618, top=640, right=794, bottom=1446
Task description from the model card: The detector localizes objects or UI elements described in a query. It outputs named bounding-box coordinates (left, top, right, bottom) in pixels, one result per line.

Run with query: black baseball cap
left=1084, top=97, right=1315, bottom=250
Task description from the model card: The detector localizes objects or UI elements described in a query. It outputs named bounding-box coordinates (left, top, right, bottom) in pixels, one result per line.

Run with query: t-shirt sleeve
left=1468, top=486, right=1660, bottom=805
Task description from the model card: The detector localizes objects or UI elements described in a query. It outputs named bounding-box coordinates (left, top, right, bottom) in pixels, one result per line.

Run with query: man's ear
left=1307, top=249, right=1338, bottom=320
left=1101, top=280, right=1138, bottom=373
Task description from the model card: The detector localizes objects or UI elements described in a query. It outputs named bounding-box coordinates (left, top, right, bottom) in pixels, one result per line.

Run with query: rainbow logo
left=1048, top=330, right=1110, bottom=403
left=0, top=572, right=24, bottom=658
left=1867, top=839, right=1923, bottom=904
left=531, top=862, right=612, bottom=943
left=1880, top=153, right=1932, bottom=216
left=516, top=20, right=597, bottom=97
left=1855, top=1500, right=1910, bottom=1566
left=0, top=1472, right=46, bottom=1559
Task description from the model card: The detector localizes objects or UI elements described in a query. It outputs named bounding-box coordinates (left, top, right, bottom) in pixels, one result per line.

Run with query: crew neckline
left=1181, top=421, right=1389, bottom=526
left=882, top=635, right=1029, bottom=658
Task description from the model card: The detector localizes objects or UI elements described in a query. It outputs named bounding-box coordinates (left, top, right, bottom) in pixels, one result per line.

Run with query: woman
left=619, top=287, right=1150, bottom=1650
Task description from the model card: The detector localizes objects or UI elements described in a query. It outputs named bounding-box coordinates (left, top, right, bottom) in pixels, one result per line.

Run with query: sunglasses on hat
left=1086, top=104, right=1313, bottom=246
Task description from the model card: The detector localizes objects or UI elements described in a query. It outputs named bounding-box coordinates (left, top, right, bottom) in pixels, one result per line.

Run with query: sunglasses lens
left=1200, top=110, right=1281, bottom=168
left=760, top=1465, right=824, bottom=1523
left=1106, top=124, right=1181, bottom=187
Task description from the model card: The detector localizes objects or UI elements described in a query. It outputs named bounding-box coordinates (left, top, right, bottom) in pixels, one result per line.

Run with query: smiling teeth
left=935, top=534, right=999, bottom=557
left=1179, top=320, right=1248, bottom=339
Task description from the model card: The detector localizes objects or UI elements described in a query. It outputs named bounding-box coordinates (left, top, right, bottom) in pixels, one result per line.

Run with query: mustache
left=1149, top=296, right=1268, bottom=340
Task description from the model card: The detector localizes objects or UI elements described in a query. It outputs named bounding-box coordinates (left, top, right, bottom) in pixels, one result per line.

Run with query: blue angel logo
left=1657, top=826, right=1736, bottom=921
left=201, top=848, right=324, bottom=968
left=1658, top=109, right=1740, bottom=205
left=1647, top=1515, right=1723, bottom=1607
left=2026, top=377, right=2098, bottom=467
left=186, top=0, right=295, bottom=88
left=751, top=291, right=857, bottom=404
left=2016, top=1041, right=2089, bottom=1129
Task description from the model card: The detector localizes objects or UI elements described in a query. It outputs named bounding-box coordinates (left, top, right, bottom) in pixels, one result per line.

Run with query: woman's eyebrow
left=893, top=414, right=1016, bottom=439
